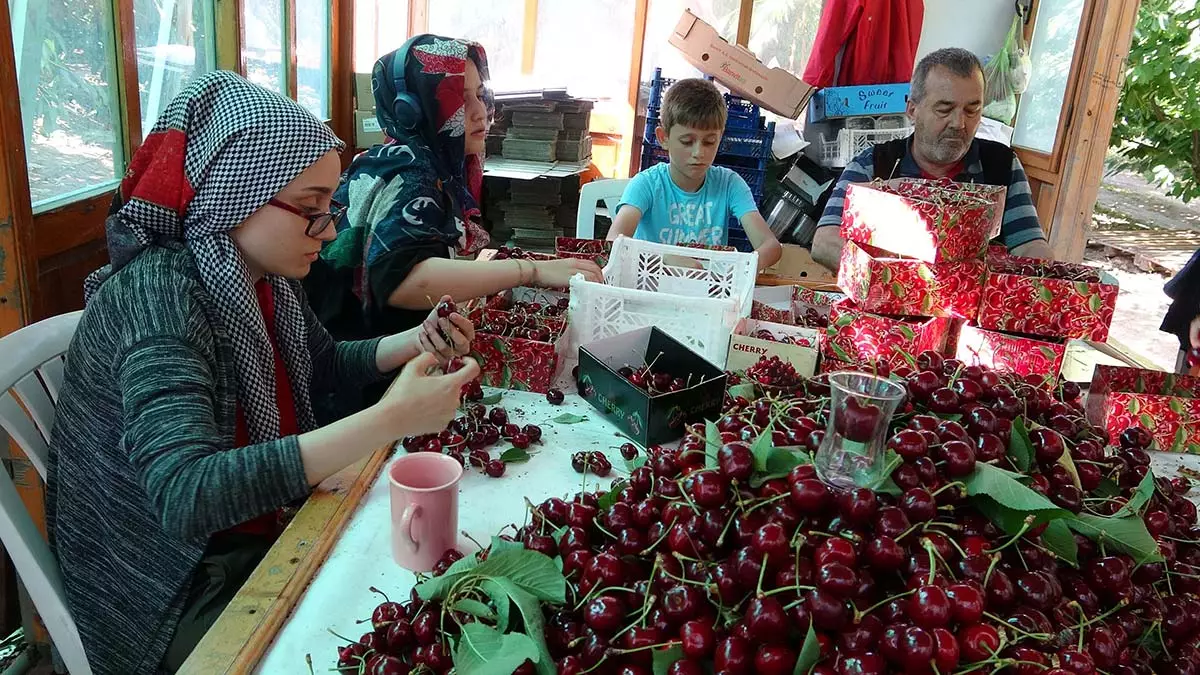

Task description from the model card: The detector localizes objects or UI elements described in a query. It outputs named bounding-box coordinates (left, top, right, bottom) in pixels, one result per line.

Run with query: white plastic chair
left=575, top=178, right=630, bottom=239
left=0, top=310, right=93, bottom=675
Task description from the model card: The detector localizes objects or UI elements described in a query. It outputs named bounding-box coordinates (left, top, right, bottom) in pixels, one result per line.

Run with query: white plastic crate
left=565, top=238, right=759, bottom=368
left=603, top=237, right=759, bottom=316
left=818, top=126, right=913, bottom=168
left=567, top=276, right=741, bottom=368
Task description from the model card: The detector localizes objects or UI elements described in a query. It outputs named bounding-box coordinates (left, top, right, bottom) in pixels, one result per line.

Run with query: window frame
left=1011, top=0, right=1097, bottom=174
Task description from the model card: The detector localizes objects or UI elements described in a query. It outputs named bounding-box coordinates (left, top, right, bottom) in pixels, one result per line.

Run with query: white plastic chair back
left=575, top=178, right=630, bottom=238
left=0, top=310, right=92, bottom=674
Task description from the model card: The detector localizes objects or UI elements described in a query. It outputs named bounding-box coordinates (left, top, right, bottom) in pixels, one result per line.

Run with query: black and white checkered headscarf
left=85, top=71, right=344, bottom=442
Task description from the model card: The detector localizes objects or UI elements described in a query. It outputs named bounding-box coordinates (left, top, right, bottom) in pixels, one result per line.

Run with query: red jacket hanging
left=803, top=0, right=925, bottom=88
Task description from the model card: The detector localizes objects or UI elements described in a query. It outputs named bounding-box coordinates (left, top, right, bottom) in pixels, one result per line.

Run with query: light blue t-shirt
left=617, top=163, right=759, bottom=246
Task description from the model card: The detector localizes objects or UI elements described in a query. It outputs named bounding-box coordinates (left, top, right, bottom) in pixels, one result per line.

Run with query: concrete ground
left=1085, top=171, right=1200, bottom=371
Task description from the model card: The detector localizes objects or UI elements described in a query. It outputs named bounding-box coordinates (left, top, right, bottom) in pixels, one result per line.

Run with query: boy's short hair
left=660, top=79, right=727, bottom=134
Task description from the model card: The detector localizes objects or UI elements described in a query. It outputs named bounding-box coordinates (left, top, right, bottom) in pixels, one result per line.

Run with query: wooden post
left=330, top=0, right=355, bottom=157
left=621, top=0, right=650, bottom=179
left=0, top=0, right=53, bottom=650
left=285, top=0, right=298, bottom=100
left=114, top=0, right=144, bottom=152
left=408, top=0, right=428, bottom=38
left=736, top=0, right=753, bottom=47
left=1046, top=0, right=1141, bottom=261
left=521, top=0, right=539, bottom=75
left=0, top=0, right=35, bottom=333
left=215, top=0, right=245, bottom=74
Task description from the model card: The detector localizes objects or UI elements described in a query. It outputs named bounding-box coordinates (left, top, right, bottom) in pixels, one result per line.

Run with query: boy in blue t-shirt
left=607, top=78, right=782, bottom=270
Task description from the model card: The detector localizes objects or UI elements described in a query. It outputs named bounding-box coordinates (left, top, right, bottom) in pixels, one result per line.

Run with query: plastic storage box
left=567, top=237, right=759, bottom=367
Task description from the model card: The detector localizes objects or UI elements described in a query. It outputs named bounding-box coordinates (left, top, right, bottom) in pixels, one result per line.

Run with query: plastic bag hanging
left=983, top=11, right=1031, bottom=125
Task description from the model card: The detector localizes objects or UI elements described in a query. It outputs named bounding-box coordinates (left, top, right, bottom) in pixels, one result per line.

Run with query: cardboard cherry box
left=838, top=240, right=986, bottom=319
left=727, top=318, right=820, bottom=378
left=555, top=237, right=611, bottom=265
left=955, top=324, right=1067, bottom=380
left=668, top=10, right=815, bottom=119
left=792, top=287, right=845, bottom=328
left=1087, top=366, right=1200, bottom=454
left=842, top=178, right=1006, bottom=263
left=750, top=285, right=800, bottom=325
left=578, top=326, right=726, bottom=446
left=465, top=285, right=571, bottom=319
left=475, top=247, right=558, bottom=263
left=976, top=254, right=1119, bottom=342
left=468, top=308, right=567, bottom=393
left=822, top=299, right=950, bottom=371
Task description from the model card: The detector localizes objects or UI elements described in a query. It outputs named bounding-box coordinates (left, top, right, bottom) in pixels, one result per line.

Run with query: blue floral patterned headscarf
left=321, top=35, right=492, bottom=308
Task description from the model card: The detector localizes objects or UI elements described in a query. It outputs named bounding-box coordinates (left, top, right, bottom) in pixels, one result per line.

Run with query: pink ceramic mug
left=388, top=453, right=463, bottom=572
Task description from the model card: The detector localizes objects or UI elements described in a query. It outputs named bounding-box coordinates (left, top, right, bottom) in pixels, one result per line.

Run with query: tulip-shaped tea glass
left=815, top=372, right=906, bottom=490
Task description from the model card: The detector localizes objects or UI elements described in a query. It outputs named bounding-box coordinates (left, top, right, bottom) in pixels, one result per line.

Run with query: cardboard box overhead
left=668, top=10, right=814, bottom=119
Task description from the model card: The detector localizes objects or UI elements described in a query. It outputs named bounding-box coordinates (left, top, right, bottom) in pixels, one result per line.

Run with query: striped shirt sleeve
left=999, top=155, right=1046, bottom=248
left=817, top=148, right=875, bottom=228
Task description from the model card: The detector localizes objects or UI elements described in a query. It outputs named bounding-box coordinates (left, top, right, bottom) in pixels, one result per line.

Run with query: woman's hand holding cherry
left=419, top=295, right=474, bottom=364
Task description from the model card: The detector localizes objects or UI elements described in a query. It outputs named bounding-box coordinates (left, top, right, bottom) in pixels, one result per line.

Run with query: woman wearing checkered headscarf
left=47, top=71, right=479, bottom=674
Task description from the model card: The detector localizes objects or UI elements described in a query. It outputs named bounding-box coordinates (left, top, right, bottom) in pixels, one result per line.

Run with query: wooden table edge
left=178, top=445, right=394, bottom=674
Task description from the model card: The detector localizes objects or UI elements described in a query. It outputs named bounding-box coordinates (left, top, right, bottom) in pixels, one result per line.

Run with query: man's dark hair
left=910, top=48, right=985, bottom=103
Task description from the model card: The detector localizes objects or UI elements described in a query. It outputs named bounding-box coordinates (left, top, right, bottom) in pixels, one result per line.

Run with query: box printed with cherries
left=468, top=307, right=568, bottom=393
left=555, top=237, right=611, bottom=264
left=954, top=324, right=1067, bottom=379
left=976, top=254, right=1118, bottom=342
left=841, top=178, right=1005, bottom=263
left=1087, top=365, right=1200, bottom=454
left=822, top=299, right=950, bottom=371
left=837, top=240, right=987, bottom=319
left=791, top=287, right=846, bottom=328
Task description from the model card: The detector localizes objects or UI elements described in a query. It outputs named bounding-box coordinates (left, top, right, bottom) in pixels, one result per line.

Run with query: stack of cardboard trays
left=492, top=94, right=593, bottom=163
left=484, top=175, right=581, bottom=252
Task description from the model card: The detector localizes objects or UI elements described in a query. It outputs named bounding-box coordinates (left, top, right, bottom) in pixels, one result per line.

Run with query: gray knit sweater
left=46, top=245, right=387, bottom=674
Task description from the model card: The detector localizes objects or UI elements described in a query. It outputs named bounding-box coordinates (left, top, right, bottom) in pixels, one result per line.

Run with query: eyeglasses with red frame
left=267, top=198, right=345, bottom=237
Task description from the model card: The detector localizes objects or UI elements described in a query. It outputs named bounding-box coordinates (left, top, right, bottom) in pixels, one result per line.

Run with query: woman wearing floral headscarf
left=46, top=71, right=479, bottom=674
left=306, top=35, right=602, bottom=343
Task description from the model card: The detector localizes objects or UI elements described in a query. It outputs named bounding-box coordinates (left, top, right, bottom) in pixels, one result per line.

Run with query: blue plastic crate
left=644, top=116, right=774, bottom=161
left=727, top=220, right=752, bottom=252
left=723, top=95, right=762, bottom=130
left=649, top=68, right=717, bottom=109
left=648, top=67, right=764, bottom=131
left=647, top=105, right=764, bottom=133
left=639, top=145, right=767, bottom=207
left=647, top=68, right=678, bottom=110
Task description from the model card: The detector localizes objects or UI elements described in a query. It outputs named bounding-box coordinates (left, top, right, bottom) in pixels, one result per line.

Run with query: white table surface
left=254, top=386, right=1200, bottom=672
left=257, top=390, right=624, bottom=673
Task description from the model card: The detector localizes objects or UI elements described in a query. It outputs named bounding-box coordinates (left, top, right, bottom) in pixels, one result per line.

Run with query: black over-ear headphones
left=387, top=34, right=428, bottom=132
